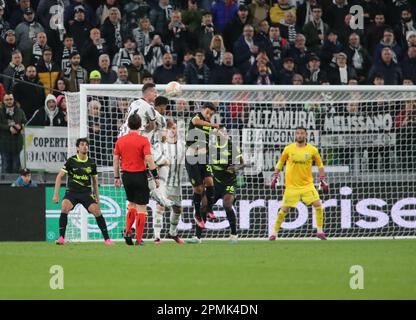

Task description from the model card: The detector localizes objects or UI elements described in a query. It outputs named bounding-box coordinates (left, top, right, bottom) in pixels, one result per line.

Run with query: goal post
left=64, top=84, right=416, bottom=241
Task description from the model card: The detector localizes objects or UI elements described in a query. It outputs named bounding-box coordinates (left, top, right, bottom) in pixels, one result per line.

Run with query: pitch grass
left=0, top=240, right=415, bottom=300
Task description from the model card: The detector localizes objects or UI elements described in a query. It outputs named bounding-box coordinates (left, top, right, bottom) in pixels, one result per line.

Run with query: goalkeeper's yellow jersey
left=275, top=143, right=324, bottom=188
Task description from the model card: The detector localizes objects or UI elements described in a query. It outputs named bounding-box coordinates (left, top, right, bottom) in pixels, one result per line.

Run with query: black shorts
left=185, top=157, right=213, bottom=187
left=64, top=191, right=97, bottom=211
left=214, top=181, right=236, bottom=201
left=122, top=171, right=149, bottom=205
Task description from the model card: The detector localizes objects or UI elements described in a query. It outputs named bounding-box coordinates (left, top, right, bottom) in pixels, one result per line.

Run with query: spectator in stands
left=81, top=28, right=108, bottom=73
left=288, top=33, right=309, bottom=74
left=153, top=52, right=182, bottom=84
left=132, top=16, right=154, bottom=54
left=394, top=7, right=416, bottom=51
left=149, top=0, right=173, bottom=39
left=276, top=56, right=295, bottom=84
left=269, top=0, right=296, bottom=25
left=325, top=0, right=350, bottom=33
left=11, top=168, right=38, bottom=187
left=98, top=53, right=117, bottom=84
left=374, top=28, right=403, bottom=64
left=167, top=10, right=189, bottom=66
left=2, top=50, right=25, bottom=92
left=245, top=59, right=275, bottom=84
left=113, top=65, right=131, bottom=84
left=87, top=99, right=109, bottom=164
left=8, top=0, right=30, bottom=29
left=0, top=30, right=17, bottom=72
left=278, top=10, right=300, bottom=46
left=127, top=53, right=147, bottom=84
left=360, top=0, right=386, bottom=28
left=302, top=5, right=328, bottom=54
left=56, top=94, right=67, bottom=123
left=66, top=5, right=92, bottom=51
left=291, top=73, right=304, bottom=85
left=13, top=65, right=45, bottom=120
left=209, top=51, right=238, bottom=84
left=296, top=0, right=318, bottom=28
left=365, top=12, right=388, bottom=56
left=53, top=77, right=69, bottom=97
left=302, top=54, right=327, bottom=85
left=31, top=32, right=49, bottom=67
left=395, top=100, right=416, bottom=170
left=0, top=93, right=26, bottom=173
left=0, top=4, right=10, bottom=38
left=182, top=0, right=203, bottom=47
left=328, top=52, right=357, bottom=85
left=198, top=10, right=216, bottom=53
left=64, top=0, right=96, bottom=28
left=372, top=73, right=385, bottom=85
left=64, top=52, right=87, bottom=92
left=406, top=31, right=416, bottom=47
left=231, top=72, right=243, bottom=85
left=96, top=0, right=120, bottom=27
left=401, top=45, right=416, bottom=83
left=368, top=47, right=403, bottom=85
left=345, top=33, right=372, bottom=84
left=263, top=24, right=288, bottom=69
left=249, top=0, right=270, bottom=32
left=60, top=34, right=77, bottom=74
left=101, top=7, right=122, bottom=60
left=36, top=48, right=61, bottom=95
left=256, top=19, right=270, bottom=45
left=0, top=83, right=5, bottom=102
left=403, top=78, right=414, bottom=85
left=184, top=48, right=210, bottom=84
left=205, top=34, right=225, bottom=69
left=27, top=94, right=66, bottom=126
left=141, top=70, right=154, bottom=84
left=112, top=36, right=137, bottom=71
left=320, top=30, right=342, bottom=68
left=233, top=24, right=262, bottom=76
left=223, top=4, right=251, bottom=51
left=144, top=33, right=170, bottom=74
left=89, top=70, right=101, bottom=84
left=15, top=7, right=45, bottom=65
left=210, top=0, right=238, bottom=33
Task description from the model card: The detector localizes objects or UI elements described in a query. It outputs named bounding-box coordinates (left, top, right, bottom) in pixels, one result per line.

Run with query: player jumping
left=53, top=138, right=113, bottom=245
left=270, top=126, right=328, bottom=240
left=185, top=102, right=220, bottom=229
left=188, top=127, right=244, bottom=244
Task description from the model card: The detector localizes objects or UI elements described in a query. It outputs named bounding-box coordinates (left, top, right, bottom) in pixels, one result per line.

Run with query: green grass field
left=0, top=240, right=415, bottom=299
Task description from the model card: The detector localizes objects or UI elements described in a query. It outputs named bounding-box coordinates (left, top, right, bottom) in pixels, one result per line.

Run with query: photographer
left=0, top=93, right=27, bottom=174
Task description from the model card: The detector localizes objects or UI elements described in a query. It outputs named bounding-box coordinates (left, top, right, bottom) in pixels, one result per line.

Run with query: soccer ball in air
left=165, top=81, right=182, bottom=97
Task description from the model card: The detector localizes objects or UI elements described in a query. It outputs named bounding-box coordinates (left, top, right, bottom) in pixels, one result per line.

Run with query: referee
left=113, top=113, right=160, bottom=246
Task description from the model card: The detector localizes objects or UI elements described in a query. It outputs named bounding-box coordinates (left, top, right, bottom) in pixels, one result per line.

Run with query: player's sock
left=153, top=208, right=164, bottom=239
left=225, top=207, right=237, bottom=235
left=193, top=193, right=202, bottom=217
left=195, top=210, right=207, bottom=238
left=95, top=215, right=110, bottom=240
left=59, top=213, right=68, bottom=238
left=205, top=186, right=215, bottom=212
left=126, top=207, right=137, bottom=233
left=274, top=209, right=287, bottom=234
left=136, top=213, right=147, bottom=242
left=169, top=209, right=180, bottom=237
left=315, top=206, right=324, bottom=233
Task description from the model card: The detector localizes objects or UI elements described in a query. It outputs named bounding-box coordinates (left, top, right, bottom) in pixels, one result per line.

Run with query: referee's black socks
left=59, top=213, right=68, bottom=238
left=95, top=215, right=110, bottom=240
left=205, top=186, right=215, bottom=212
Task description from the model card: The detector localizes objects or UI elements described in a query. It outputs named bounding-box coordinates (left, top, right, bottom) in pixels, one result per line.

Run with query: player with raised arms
left=53, top=138, right=113, bottom=245
left=185, top=102, right=220, bottom=229
left=188, top=127, right=244, bottom=244
left=270, top=126, right=328, bottom=240
left=113, top=113, right=160, bottom=246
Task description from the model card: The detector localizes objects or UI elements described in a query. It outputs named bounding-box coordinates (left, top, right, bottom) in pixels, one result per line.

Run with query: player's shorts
left=185, top=156, right=213, bottom=187
left=282, top=185, right=320, bottom=208
left=166, top=186, right=182, bottom=207
left=122, top=171, right=149, bottom=205
left=214, top=181, right=236, bottom=202
left=63, top=191, right=97, bottom=211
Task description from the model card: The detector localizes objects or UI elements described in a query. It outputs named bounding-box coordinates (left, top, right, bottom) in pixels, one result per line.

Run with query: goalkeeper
left=270, top=126, right=328, bottom=240
left=188, top=127, right=244, bottom=244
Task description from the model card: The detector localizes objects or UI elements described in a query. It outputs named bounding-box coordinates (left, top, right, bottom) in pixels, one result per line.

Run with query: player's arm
left=146, top=154, right=160, bottom=188
left=53, top=170, right=66, bottom=203
left=192, top=116, right=220, bottom=129
left=113, top=142, right=122, bottom=187
left=145, top=120, right=156, bottom=132
left=227, top=144, right=245, bottom=172
left=271, top=147, right=289, bottom=187
left=145, top=106, right=157, bottom=132
left=91, top=175, right=100, bottom=204
left=314, top=149, right=328, bottom=192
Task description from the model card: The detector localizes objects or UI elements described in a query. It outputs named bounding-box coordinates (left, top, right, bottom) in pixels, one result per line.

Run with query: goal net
left=64, top=85, right=416, bottom=241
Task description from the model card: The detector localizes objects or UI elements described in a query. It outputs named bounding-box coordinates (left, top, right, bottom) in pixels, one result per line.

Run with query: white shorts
left=166, top=186, right=182, bottom=207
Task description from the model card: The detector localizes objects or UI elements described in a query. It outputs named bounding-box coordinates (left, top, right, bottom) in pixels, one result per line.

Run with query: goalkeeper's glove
left=319, top=176, right=329, bottom=193
left=271, top=172, right=280, bottom=188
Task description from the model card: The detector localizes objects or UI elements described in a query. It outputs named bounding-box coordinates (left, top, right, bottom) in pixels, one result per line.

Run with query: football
left=165, top=81, right=182, bottom=97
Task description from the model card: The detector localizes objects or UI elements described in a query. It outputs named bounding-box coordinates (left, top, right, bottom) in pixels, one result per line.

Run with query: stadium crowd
left=1, top=0, right=416, bottom=173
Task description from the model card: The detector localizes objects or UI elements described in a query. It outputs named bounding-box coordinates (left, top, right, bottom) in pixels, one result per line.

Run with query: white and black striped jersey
left=146, top=110, right=167, bottom=145
left=118, top=98, right=156, bottom=137
left=165, top=139, right=185, bottom=188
